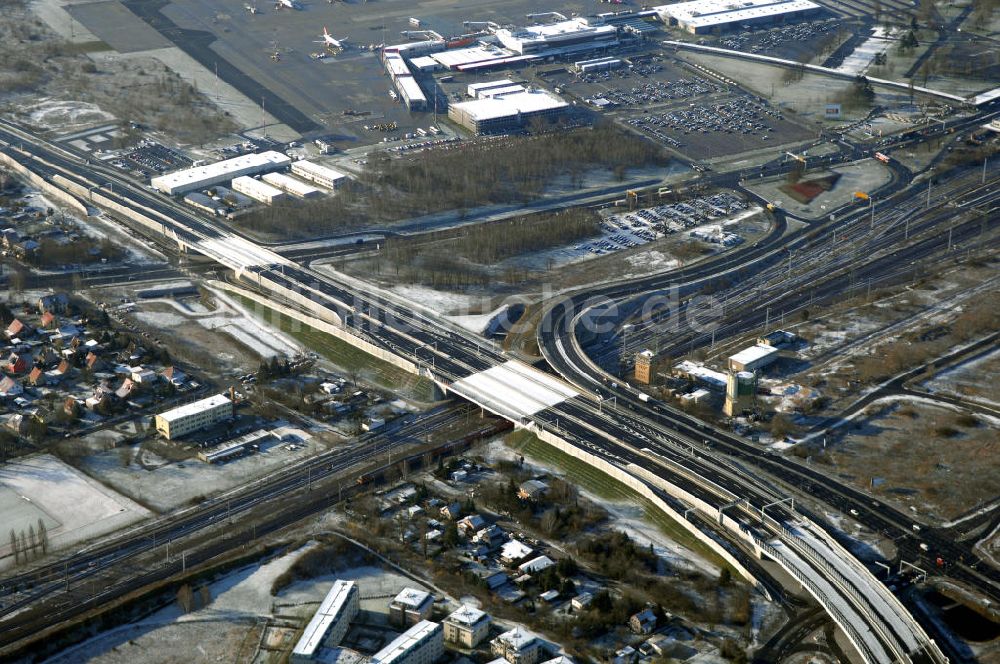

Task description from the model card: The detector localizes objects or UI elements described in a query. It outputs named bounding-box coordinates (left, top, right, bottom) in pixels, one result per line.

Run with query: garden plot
left=0, top=454, right=150, bottom=565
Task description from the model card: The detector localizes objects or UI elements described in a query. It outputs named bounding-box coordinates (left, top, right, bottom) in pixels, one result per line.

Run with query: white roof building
left=728, top=344, right=780, bottom=372
left=261, top=172, right=322, bottom=198
left=500, top=539, right=533, bottom=562
left=653, top=0, right=821, bottom=34
left=231, top=175, right=286, bottom=204
left=291, top=160, right=349, bottom=189
left=156, top=393, right=231, bottom=425
left=371, top=620, right=443, bottom=664
left=468, top=79, right=515, bottom=98
left=150, top=151, right=291, bottom=195
left=393, top=588, right=432, bottom=610
left=447, top=89, right=568, bottom=135
left=292, top=580, right=360, bottom=661
left=494, top=18, right=618, bottom=55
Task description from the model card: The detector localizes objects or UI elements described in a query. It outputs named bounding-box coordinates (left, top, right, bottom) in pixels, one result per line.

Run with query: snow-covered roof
left=653, top=0, right=820, bottom=27
left=728, top=344, right=779, bottom=367
left=392, top=587, right=432, bottom=609
left=293, top=580, right=357, bottom=658
left=447, top=604, right=488, bottom=626
left=150, top=151, right=290, bottom=194
left=449, top=90, right=568, bottom=123
left=156, top=394, right=230, bottom=423
left=372, top=621, right=441, bottom=664
left=500, top=538, right=533, bottom=560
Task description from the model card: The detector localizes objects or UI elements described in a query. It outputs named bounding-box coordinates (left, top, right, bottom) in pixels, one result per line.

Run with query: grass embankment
left=236, top=295, right=438, bottom=403
left=505, top=429, right=733, bottom=573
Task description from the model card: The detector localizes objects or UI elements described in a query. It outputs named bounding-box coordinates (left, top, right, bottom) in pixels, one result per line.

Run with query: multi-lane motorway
left=1, top=111, right=994, bottom=662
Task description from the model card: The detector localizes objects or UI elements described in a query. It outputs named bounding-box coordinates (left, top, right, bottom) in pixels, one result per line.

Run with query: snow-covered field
left=0, top=454, right=150, bottom=566
left=80, top=431, right=320, bottom=512
left=46, top=542, right=320, bottom=664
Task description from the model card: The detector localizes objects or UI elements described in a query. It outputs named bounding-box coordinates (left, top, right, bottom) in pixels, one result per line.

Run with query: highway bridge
left=0, top=120, right=962, bottom=663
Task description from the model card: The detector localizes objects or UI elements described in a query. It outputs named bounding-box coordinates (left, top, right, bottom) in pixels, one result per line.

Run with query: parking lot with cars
left=561, top=192, right=752, bottom=260
left=717, top=19, right=838, bottom=60
left=110, top=140, right=192, bottom=176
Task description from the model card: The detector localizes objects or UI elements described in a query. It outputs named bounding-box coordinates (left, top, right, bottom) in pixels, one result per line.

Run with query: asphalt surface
left=3, top=108, right=996, bottom=661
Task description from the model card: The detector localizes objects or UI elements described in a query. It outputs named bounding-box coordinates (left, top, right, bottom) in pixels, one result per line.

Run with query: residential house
left=500, top=539, right=533, bottom=565
left=518, top=480, right=549, bottom=501
left=39, top=311, right=57, bottom=329
left=4, top=353, right=27, bottom=374
left=570, top=593, right=593, bottom=611
left=612, top=646, right=637, bottom=664
left=1, top=228, right=18, bottom=247
left=131, top=367, right=157, bottom=383
left=0, top=376, right=23, bottom=398
left=630, top=608, right=657, bottom=635
left=63, top=397, right=81, bottom=419
left=5, top=319, right=32, bottom=339
left=85, top=351, right=101, bottom=371
left=439, top=502, right=462, bottom=520
left=457, top=514, right=486, bottom=537
left=518, top=556, right=555, bottom=575
left=474, top=525, right=505, bottom=548
left=115, top=378, right=138, bottom=400
left=26, top=367, right=46, bottom=386
left=13, top=239, right=39, bottom=258
left=38, top=293, right=70, bottom=314
left=5, top=413, right=29, bottom=435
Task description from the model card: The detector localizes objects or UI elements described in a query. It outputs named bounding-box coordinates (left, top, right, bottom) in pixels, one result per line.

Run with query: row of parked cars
left=599, top=76, right=720, bottom=107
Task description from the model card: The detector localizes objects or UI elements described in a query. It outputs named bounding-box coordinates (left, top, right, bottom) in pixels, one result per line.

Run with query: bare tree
left=37, top=519, right=48, bottom=555
left=9, top=529, right=18, bottom=565
left=27, top=524, right=36, bottom=559
left=199, top=585, right=211, bottom=609
left=177, top=584, right=194, bottom=613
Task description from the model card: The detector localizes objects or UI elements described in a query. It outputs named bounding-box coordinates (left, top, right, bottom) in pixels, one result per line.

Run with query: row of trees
left=8, top=519, right=48, bottom=565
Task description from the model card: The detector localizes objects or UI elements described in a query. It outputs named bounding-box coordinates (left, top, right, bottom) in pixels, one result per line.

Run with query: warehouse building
left=231, top=175, right=286, bottom=204
left=390, top=588, right=434, bottom=627
left=292, top=580, right=360, bottom=663
left=261, top=172, right=322, bottom=198
left=183, top=192, right=225, bottom=216
left=395, top=75, right=429, bottom=111
left=154, top=394, right=232, bottom=439
left=448, top=88, right=568, bottom=135
left=444, top=605, right=491, bottom=648
left=371, top=620, right=444, bottom=664
left=150, top=151, right=291, bottom=195
left=198, top=429, right=273, bottom=464
left=653, top=0, right=821, bottom=34
left=494, top=18, right=618, bottom=56
left=291, top=160, right=349, bottom=190
left=728, top=344, right=780, bottom=372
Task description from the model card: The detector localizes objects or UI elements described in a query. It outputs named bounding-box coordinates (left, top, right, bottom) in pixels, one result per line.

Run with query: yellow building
left=154, top=394, right=233, bottom=439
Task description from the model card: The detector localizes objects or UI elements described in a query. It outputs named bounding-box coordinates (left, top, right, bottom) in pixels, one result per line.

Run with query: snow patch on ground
left=27, top=99, right=115, bottom=131
left=0, top=454, right=150, bottom=568
left=390, top=285, right=478, bottom=316
left=447, top=304, right=509, bottom=335
left=624, top=250, right=680, bottom=274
